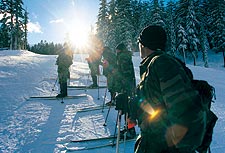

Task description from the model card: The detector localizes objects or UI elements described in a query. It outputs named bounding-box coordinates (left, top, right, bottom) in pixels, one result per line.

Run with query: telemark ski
left=65, top=138, right=136, bottom=151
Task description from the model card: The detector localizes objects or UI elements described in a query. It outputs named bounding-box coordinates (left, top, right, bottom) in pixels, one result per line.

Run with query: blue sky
left=23, top=0, right=100, bottom=45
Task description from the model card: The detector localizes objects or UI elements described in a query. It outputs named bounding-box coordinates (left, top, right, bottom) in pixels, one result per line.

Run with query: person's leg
left=89, top=62, right=98, bottom=87
left=61, top=82, right=67, bottom=97
left=92, top=75, right=98, bottom=86
left=57, top=72, right=68, bottom=97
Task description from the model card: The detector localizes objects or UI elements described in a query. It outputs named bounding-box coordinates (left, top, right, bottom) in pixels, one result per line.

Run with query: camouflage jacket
left=133, top=51, right=206, bottom=149
left=115, top=50, right=136, bottom=95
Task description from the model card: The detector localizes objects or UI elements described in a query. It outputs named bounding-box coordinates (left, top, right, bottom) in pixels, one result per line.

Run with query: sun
left=66, top=24, right=90, bottom=50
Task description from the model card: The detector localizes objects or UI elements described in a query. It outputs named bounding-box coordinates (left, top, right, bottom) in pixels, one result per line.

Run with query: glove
left=115, top=93, right=128, bottom=113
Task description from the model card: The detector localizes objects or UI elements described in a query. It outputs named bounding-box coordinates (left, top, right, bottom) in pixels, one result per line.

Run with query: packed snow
left=0, top=49, right=224, bottom=153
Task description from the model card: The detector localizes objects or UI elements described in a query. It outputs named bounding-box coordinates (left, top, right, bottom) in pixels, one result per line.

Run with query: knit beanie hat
left=138, top=25, right=167, bottom=51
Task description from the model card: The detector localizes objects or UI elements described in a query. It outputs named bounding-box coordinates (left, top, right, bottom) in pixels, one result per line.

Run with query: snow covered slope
left=0, top=50, right=224, bottom=153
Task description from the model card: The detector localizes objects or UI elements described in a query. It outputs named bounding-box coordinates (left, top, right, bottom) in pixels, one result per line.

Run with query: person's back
left=102, top=46, right=117, bottom=103
left=114, top=43, right=137, bottom=140
left=129, top=25, right=206, bottom=153
left=56, top=43, right=73, bottom=97
left=115, top=43, right=136, bottom=96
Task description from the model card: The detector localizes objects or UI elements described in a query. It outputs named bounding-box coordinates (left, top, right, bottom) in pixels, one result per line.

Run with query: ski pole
left=112, top=111, right=119, bottom=146
left=102, top=88, right=108, bottom=112
left=103, top=98, right=112, bottom=126
left=50, top=76, right=58, bottom=96
left=123, top=112, right=128, bottom=152
left=52, top=76, right=58, bottom=91
left=116, top=110, right=122, bottom=153
left=84, top=73, right=89, bottom=93
left=97, top=75, right=100, bottom=100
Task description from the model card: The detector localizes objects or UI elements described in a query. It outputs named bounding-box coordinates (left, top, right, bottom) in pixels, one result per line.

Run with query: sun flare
left=66, top=24, right=90, bottom=50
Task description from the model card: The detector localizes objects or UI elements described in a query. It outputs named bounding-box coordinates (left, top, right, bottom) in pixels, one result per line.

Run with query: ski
left=70, top=135, right=116, bottom=143
left=77, top=105, right=115, bottom=113
left=68, top=85, right=107, bottom=89
left=65, top=137, right=136, bottom=151
left=29, top=94, right=87, bottom=100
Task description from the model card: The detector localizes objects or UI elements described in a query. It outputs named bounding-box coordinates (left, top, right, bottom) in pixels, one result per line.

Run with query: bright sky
left=23, top=0, right=100, bottom=45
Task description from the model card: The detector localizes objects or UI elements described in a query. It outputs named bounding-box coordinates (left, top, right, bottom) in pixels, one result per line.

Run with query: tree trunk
left=192, top=52, right=196, bottom=66
left=182, top=48, right=186, bottom=64
left=223, top=51, right=225, bottom=67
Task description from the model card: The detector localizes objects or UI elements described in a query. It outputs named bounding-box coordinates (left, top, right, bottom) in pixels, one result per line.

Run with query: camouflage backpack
left=176, top=58, right=218, bottom=153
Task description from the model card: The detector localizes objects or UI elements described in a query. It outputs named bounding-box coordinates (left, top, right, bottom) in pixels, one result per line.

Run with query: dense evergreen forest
left=0, top=0, right=28, bottom=50
left=96, top=0, right=224, bottom=67
left=0, top=0, right=224, bottom=66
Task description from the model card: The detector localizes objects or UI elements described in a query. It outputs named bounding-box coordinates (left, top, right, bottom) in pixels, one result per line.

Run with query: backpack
left=176, top=58, right=218, bottom=153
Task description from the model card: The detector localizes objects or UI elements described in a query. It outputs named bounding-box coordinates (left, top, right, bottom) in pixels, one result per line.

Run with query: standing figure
left=86, top=36, right=103, bottom=88
left=86, top=51, right=101, bottom=88
left=101, top=46, right=117, bottom=103
left=114, top=43, right=136, bottom=139
left=56, top=43, right=73, bottom=98
left=115, top=43, right=136, bottom=96
left=129, top=25, right=206, bottom=153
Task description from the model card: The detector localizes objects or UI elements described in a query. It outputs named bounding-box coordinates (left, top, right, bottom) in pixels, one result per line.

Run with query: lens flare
left=68, top=24, right=89, bottom=50
left=140, top=100, right=161, bottom=121
left=149, top=109, right=160, bottom=120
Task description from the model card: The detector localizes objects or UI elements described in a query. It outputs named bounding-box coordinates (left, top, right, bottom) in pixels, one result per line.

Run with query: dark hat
left=116, top=43, right=126, bottom=51
left=138, top=25, right=167, bottom=50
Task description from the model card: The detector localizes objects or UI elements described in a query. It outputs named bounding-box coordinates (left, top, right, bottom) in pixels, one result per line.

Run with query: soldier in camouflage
left=114, top=43, right=136, bottom=139
left=129, top=25, right=206, bottom=153
left=101, top=46, right=118, bottom=103
left=115, top=43, right=136, bottom=96
left=56, top=43, right=73, bottom=98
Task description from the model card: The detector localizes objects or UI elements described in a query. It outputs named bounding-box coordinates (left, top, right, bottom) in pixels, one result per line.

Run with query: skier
left=56, top=43, right=73, bottom=98
left=85, top=36, right=103, bottom=88
left=113, top=43, right=136, bottom=140
left=101, top=46, right=117, bottom=103
left=129, top=25, right=206, bottom=153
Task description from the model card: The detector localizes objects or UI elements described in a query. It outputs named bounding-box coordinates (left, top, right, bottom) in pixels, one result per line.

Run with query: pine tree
left=166, top=0, right=176, bottom=55
left=114, top=0, right=134, bottom=49
left=105, top=0, right=117, bottom=49
left=175, top=0, right=189, bottom=28
left=0, top=18, right=10, bottom=48
left=0, top=0, right=26, bottom=50
left=138, top=1, right=151, bottom=29
left=0, top=0, right=14, bottom=49
left=151, top=0, right=166, bottom=27
left=0, top=0, right=11, bottom=48
left=207, top=0, right=225, bottom=51
left=177, top=24, right=188, bottom=63
left=186, top=0, right=199, bottom=66
left=130, top=0, right=142, bottom=52
left=96, top=0, right=109, bottom=45
left=22, top=8, right=28, bottom=50
left=14, top=0, right=24, bottom=50
left=195, top=0, right=210, bottom=67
